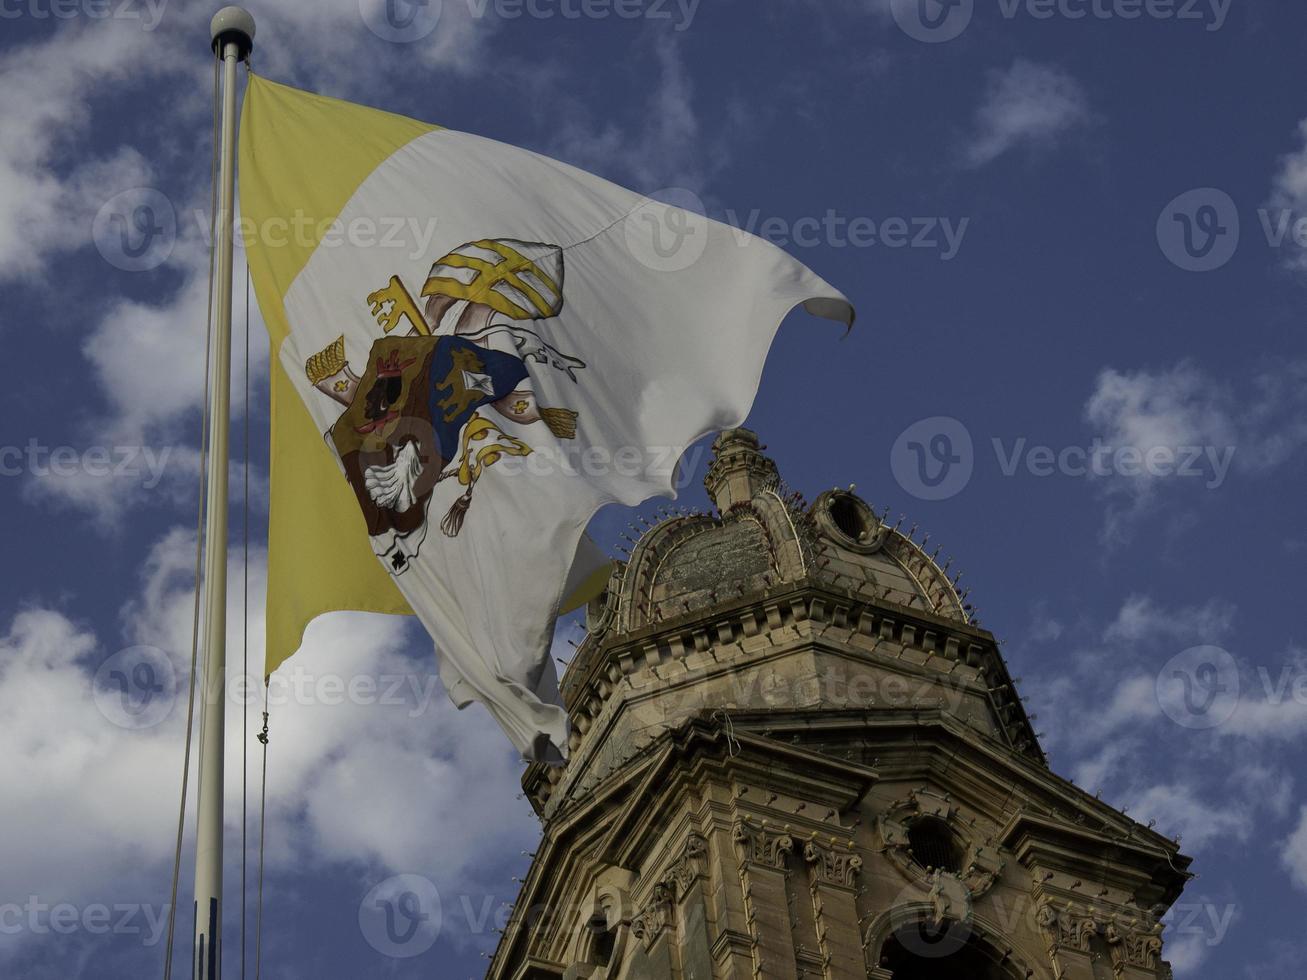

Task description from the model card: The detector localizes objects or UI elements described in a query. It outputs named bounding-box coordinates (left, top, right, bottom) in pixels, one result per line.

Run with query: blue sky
left=1, top=0, right=1305, bottom=976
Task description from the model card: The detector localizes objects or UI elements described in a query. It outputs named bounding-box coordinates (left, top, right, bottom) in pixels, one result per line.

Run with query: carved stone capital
left=630, top=882, right=674, bottom=951
left=666, top=833, right=709, bottom=897
left=732, top=821, right=794, bottom=870
left=1119, top=923, right=1164, bottom=970
left=802, top=839, right=863, bottom=888
left=1036, top=900, right=1167, bottom=972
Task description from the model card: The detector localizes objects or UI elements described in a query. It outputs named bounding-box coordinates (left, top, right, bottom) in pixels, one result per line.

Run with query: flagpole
left=193, top=9, right=254, bottom=980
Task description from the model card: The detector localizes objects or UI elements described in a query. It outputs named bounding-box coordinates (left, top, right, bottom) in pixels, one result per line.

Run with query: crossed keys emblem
left=368, top=275, right=430, bottom=336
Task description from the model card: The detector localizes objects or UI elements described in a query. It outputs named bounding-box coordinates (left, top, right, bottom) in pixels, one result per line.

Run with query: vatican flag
left=240, top=76, right=853, bottom=761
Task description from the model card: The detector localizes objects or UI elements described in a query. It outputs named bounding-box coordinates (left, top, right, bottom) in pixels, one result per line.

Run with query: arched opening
left=1086, top=935, right=1114, bottom=980
left=585, top=912, right=615, bottom=968
left=879, top=928, right=1023, bottom=980
left=828, top=492, right=874, bottom=543
left=906, top=816, right=966, bottom=875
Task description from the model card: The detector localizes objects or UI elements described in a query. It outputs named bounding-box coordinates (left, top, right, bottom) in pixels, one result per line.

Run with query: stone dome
left=527, top=428, right=1039, bottom=816
left=584, top=427, right=970, bottom=645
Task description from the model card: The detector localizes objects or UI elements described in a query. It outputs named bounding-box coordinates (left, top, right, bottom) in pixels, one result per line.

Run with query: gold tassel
left=441, top=487, right=475, bottom=537
left=540, top=407, right=578, bottom=440
left=305, top=335, right=346, bottom=386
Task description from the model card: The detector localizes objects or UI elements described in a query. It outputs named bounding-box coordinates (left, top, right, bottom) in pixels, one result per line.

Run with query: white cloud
left=255, top=0, right=500, bottom=89
left=1086, top=363, right=1237, bottom=467
left=22, top=245, right=269, bottom=528
left=1282, top=807, right=1307, bottom=890
left=1069, top=737, right=1138, bottom=793
left=547, top=34, right=727, bottom=194
left=962, top=59, right=1091, bottom=168
left=1266, top=118, right=1307, bottom=274
left=1025, top=592, right=1301, bottom=870
left=1095, top=673, right=1160, bottom=730
left=0, top=527, right=538, bottom=970
left=1045, top=597, right=1307, bottom=748
left=1244, top=942, right=1307, bottom=980
left=1163, top=929, right=1212, bottom=976
left=1220, top=647, right=1307, bottom=741
left=1027, top=612, right=1063, bottom=643
left=1104, top=594, right=1236, bottom=645
left=1087, top=360, right=1307, bottom=477
left=1083, top=359, right=1307, bottom=543
left=0, top=23, right=186, bottom=282
left=1125, top=777, right=1268, bottom=850
left=0, top=4, right=501, bottom=281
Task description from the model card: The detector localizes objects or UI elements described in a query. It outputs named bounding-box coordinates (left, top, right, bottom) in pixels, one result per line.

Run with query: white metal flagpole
left=194, top=8, right=254, bottom=980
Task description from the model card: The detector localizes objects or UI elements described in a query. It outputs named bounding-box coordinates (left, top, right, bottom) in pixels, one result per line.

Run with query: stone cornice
left=593, top=718, right=879, bottom=864
left=1000, top=811, right=1191, bottom=908
left=539, top=578, right=1044, bottom=814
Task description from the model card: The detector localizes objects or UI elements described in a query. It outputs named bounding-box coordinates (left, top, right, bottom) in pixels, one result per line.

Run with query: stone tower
left=485, top=429, right=1191, bottom=980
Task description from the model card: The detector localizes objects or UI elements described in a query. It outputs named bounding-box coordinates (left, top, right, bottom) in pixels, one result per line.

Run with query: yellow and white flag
left=240, top=76, right=852, bottom=761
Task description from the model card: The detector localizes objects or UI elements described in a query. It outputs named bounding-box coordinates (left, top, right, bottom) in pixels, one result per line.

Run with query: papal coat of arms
left=304, top=238, right=585, bottom=573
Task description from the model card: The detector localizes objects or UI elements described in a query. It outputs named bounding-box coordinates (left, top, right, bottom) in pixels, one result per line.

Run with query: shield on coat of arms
left=331, top=334, right=530, bottom=540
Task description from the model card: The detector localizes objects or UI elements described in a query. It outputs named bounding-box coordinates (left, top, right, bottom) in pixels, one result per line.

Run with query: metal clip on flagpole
left=193, top=9, right=254, bottom=980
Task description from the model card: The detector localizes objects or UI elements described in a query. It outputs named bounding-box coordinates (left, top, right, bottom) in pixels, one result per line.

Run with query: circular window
left=828, top=492, right=874, bottom=543
left=906, top=817, right=965, bottom=875
left=812, top=490, right=885, bottom=554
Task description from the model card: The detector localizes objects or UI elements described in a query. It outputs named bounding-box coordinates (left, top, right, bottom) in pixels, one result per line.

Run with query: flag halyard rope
left=254, top=700, right=270, bottom=980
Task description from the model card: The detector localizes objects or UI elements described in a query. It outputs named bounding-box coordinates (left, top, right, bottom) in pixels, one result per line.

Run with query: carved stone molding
left=1035, top=901, right=1166, bottom=974
left=666, top=833, right=709, bottom=897
left=878, top=789, right=1003, bottom=900
left=630, top=882, right=674, bottom=951
left=802, top=838, right=864, bottom=888
left=1121, top=926, right=1164, bottom=970
left=732, top=821, right=794, bottom=870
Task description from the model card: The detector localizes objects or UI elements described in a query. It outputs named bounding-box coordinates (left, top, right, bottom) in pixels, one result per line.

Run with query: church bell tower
left=486, top=429, right=1191, bottom=980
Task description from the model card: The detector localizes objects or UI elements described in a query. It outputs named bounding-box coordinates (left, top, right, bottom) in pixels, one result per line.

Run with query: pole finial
left=210, top=6, right=255, bottom=59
